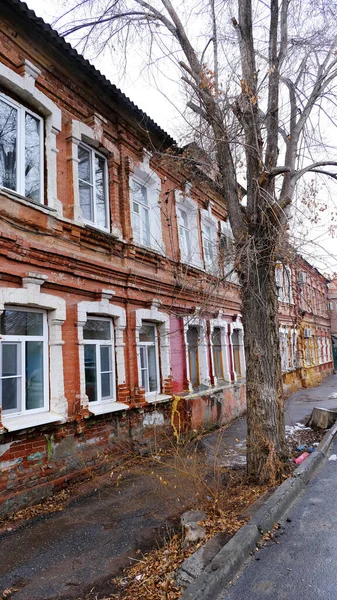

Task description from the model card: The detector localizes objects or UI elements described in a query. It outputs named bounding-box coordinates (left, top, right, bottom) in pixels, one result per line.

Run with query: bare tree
left=58, top=0, right=337, bottom=482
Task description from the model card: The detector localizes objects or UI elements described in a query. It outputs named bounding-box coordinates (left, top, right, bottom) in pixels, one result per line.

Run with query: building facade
left=0, top=0, right=333, bottom=515
left=277, top=257, right=333, bottom=394
left=328, top=278, right=337, bottom=370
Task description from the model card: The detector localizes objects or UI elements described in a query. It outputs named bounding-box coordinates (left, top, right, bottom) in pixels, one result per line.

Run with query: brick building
left=0, top=0, right=333, bottom=515
left=277, top=257, right=333, bottom=394
left=328, top=278, right=337, bottom=369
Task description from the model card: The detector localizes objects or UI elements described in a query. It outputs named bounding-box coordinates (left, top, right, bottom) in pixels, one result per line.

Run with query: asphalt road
left=217, top=435, right=337, bottom=600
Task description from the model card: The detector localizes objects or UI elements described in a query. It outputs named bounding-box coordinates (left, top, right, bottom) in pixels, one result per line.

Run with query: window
left=203, top=224, right=215, bottom=267
left=201, top=208, right=218, bottom=272
left=177, top=207, right=192, bottom=261
left=232, top=329, right=242, bottom=377
left=78, top=143, right=109, bottom=230
left=0, top=308, right=47, bottom=415
left=175, top=190, right=203, bottom=268
left=139, top=322, right=159, bottom=393
left=129, top=156, right=163, bottom=253
left=276, top=264, right=292, bottom=303
left=220, top=221, right=237, bottom=282
left=186, top=326, right=200, bottom=389
left=0, top=93, right=43, bottom=202
left=83, top=318, right=115, bottom=403
left=212, top=327, right=224, bottom=382
left=131, top=180, right=151, bottom=247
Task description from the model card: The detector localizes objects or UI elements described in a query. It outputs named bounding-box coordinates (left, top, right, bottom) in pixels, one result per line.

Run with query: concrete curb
left=179, top=422, right=337, bottom=600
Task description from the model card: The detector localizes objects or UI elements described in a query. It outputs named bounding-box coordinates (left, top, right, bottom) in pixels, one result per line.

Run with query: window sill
left=133, top=242, right=165, bottom=256
left=2, top=411, right=65, bottom=432
left=88, top=401, right=129, bottom=416
left=180, top=258, right=203, bottom=271
left=84, top=223, right=121, bottom=239
left=145, top=394, right=172, bottom=404
left=0, top=187, right=57, bottom=214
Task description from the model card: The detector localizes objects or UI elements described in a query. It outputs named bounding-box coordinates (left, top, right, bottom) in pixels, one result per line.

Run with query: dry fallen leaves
left=100, top=474, right=270, bottom=600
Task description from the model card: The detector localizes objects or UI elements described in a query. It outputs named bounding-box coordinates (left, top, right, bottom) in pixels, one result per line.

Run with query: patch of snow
left=328, top=393, right=337, bottom=399
left=328, top=454, right=337, bottom=461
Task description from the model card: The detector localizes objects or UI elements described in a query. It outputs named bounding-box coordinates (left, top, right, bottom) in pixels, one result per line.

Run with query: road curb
left=179, top=422, right=337, bottom=600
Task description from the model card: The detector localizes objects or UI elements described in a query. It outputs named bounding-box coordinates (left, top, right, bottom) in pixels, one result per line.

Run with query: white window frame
left=276, top=264, right=293, bottom=303
left=78, top=142, right=109, bottom=231
left=135, top=304, right=171, bottom=402
left=279, top=327, right=289, bottom=372
left=175, top=189, right=203, bottom=269
left=138, top=322, right=160, bottom=394
left=0, top=307, right=48, bottom=416
left=0, top=60, right=62, bottom=214
left=0, top=92, right=44, bottom=202
left=201, top=208, right=219, bottom=273
left=220, top=221, right=238, bottom=283
left=78, top=293, right=127, bottom=415
left=0, top=275, right=67, bottom=432
left=183, top=315, right=210, bottom=392
left=177, top=205, right=192, bottom=262
left=83, top=316, right=115, bottom=405
left=229, top=319, right=245, bottom=382
left=210, top=317, right=232, bottom=385
left=130, top=176, right=151, bottom=247
left=291, top=329, right=298, bottom=368
left=129, top=153, right=164, bottom=254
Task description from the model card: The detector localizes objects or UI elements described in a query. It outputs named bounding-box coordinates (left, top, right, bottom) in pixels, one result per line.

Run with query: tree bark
left=239, top=224, right=285, bottom=482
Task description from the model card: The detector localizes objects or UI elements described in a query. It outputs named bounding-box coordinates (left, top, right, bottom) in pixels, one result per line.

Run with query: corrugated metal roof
left=4, top=0, right=177, bottom=147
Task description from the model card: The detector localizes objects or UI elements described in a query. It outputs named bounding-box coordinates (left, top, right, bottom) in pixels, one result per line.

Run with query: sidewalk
left=1, top=374, right=336, bottom=600
left=201, top=373, right=337, bottom=468
left=217, top=433, right=337, bottom=600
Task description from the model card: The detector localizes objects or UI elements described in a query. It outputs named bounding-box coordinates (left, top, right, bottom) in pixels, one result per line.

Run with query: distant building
left=328, top=278, right=337, bottom=370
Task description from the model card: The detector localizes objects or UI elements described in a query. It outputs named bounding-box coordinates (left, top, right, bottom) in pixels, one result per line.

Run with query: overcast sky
left=23, top=0, right=337, bottom=275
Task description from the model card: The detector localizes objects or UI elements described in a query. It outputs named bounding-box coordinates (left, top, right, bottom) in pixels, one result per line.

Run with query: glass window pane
left=2, top=377, right=20, bottom=411
left=178, top=208, right=188, bottom=228
left=83, top=319, right=111, bottom=340
left=95, top=155, right=107, bottom=229
left=101, top=372, right=112, bottom=398
left=140, top=346, right=148, bottom=390
left=0, top=310, right=43, bottom=336
left=78, top=145, right=91, bottom=182
left=26, top=341, right=44, bottom=410
left=132, top=181, right=148, bottom=206
left=142, top=206, right=150, bottom=246
left=25, top=113, right=41, bottom=201
left=189, top=348, right=199, bottom=388
left=2, top=342, right=18, bottom=376
left=1, top=343, right=21, bottom=412
left=0, top=98, right=17, bottom=191
left=148, top=345, right=158, bottom=392
left=100, top=345, right=111, bottom=372
left=140, top=346, right=147, bottom=370
left=79, top=180, right=93, bottom=222
left=139, top=323, right=156, bottom=342
left=212, top=327, right=221, bottom=346
left=187, top=326, right=199, bottom=346
left=187, top=327, right=199, bottom=388
left=132, top=208, right=141, bottom=243
left=84, top=344, right=97, bottom=402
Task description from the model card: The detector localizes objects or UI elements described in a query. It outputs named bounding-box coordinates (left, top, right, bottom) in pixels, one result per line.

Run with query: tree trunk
left=239, top=228, right=285, bottom=483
